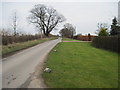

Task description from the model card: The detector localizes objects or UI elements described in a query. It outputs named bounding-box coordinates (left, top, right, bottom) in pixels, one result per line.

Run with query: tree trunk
left=45, top=33, right=49, bottom=37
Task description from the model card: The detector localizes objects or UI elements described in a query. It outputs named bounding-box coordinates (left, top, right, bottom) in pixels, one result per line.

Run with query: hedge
left=92, top=35, right=120, bottom=53
left=2, top=35, right=41, bottom=45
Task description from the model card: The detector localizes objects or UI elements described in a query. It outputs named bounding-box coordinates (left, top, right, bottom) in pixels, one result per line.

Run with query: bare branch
left=28, top=4, right=65, bottom=37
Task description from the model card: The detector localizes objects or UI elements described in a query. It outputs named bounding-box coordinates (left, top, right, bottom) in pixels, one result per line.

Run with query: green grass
left=43, top=42, right=118, bottom=88
left=62, top=38, right=80, bottom=41
left=2, top=38, right=56, bottom=56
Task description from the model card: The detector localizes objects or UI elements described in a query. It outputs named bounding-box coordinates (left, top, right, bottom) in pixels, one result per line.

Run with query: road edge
left=26, top=38, right=61, bottom=88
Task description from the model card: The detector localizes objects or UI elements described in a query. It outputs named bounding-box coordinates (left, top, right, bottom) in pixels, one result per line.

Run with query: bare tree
left=59, top=23, right=76, bottom=38
left=64, top=23, right=76, bottom=38
left=28, top=4, right=65, bottom=37
left=95, top=23, right=109, bottom=35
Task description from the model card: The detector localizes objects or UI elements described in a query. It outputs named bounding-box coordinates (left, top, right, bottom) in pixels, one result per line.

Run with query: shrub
left=92, top=36, right=119, bottom=53
left=98, top=28, right=109, bottom=36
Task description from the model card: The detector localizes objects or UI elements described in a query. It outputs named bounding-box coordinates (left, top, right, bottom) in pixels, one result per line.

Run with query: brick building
left=74, top=35, right=97, bottom=41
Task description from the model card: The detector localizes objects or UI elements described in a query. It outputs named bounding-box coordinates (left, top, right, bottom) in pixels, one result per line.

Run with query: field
left=2, top=38, right=56, bottom=57
left=43, top=42, right=118, bottom=88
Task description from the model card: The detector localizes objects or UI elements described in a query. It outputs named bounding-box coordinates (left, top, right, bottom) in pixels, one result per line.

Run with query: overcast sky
left=0, top=0, right=119, bottom=35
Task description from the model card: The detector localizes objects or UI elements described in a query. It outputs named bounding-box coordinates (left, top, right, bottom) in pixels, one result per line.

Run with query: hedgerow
left=92, top=35, right=119, bottom=53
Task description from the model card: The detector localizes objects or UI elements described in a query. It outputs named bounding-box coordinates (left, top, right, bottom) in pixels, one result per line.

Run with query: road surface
left=2, top=38, right=61, bottom=88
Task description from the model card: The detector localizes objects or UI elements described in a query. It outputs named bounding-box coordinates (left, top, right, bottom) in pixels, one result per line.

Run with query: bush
left=92, top=36, right=120, bottom=53
left=98, top=28, right=109, bottom=36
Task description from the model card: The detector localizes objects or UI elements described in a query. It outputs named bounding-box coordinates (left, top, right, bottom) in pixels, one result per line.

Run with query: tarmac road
left=2, top=38, right=61, bottom=88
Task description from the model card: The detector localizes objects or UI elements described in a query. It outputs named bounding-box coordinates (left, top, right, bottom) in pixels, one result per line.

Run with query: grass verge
left=2, top=37, right=57, bottom=57
left=62, top=38, right=80, bottom=41
left=43, top=42, right=118, bottom=88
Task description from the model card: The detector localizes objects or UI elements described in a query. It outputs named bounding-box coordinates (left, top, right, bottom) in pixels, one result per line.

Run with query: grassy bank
left=43, top=42, right=118, bottom=88
left=2, top=37, right=57, bottom=57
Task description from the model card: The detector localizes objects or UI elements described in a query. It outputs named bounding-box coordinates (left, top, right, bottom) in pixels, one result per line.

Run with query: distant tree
left=88, top=33, right=90, bottom=36
left=88, top=33, right=91, bottom=41
left=0, top=28, right=8, bottom=36
left=98, top=28, right=109, bottom=36
left=59, top=23, right=76, bottom=38
left=112, top=17, right=117, bottom=25
left=110, top=17, right=120, bottom=35
left=96, top=23, right=109, bottom=36
left=28, top=4, right=65, bottom=37
left=1, top=28, right=13, bottom=36
left=59, top=28, right=71, bottom=38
